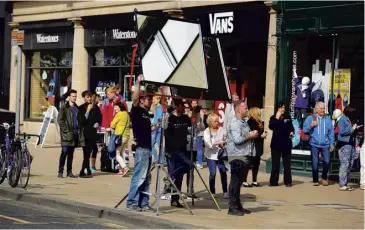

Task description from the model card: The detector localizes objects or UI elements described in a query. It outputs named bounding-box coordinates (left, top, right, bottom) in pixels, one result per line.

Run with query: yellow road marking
left=102, top=223, right=128, bottom=229
left=0, top=214, right=33, bottom=224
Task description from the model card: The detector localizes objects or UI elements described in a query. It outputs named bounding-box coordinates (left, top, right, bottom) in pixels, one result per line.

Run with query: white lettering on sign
left=218, top=102, right=225, bottom=124
left=290, top=51, right=297, bottom=120
left=209, top=12, right=234, bottom=35
left=112, top=30, right=137, bottom=39
left=36, top=34, right=59, bottom=43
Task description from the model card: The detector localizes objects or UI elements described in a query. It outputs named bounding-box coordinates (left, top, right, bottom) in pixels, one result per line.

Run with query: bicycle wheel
left=19, top=150, right=31, bottom=188
left=0, top=148, right=6, bottom=184
left=8, top=149, right=21, bottom=188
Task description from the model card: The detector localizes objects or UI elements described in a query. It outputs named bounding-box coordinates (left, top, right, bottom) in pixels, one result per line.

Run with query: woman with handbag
left=242, top=107, right=266, bottom=187
left=110, top=102, right=131, bottom=177
left=203, top=113, right=228, bottom=199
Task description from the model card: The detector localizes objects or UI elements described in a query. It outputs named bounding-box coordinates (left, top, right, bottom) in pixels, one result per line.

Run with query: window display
left=27, top=51, right=72, bottom=119
left=288, top=34, right=364, bottom=156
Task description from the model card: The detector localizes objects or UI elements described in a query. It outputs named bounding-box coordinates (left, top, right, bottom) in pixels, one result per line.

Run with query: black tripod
left=114, top=112, right=193, bottom=216
left=186, top=119, right=221, bottom=209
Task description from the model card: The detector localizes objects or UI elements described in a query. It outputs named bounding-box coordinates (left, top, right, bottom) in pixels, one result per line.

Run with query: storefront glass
left=89, top=46, right=140, bottom=103
left=27, top=50, right=72, bottom=119
left=288, top=33, right=364, bottom=158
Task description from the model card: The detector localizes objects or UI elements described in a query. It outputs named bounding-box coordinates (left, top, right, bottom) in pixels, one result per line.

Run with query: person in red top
left=101, top=87, right=128, bottom=130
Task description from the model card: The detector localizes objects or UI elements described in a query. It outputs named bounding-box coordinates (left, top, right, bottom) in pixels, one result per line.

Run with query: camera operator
left=165, top=98, right=194, bottom=208
left=126, top=75, right=154, bottom=212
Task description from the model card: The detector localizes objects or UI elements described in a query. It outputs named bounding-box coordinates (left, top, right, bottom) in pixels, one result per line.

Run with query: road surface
left=0, top=197, right=131, bottom=229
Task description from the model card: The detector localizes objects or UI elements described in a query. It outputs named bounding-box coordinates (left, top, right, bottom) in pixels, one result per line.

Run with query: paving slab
left=0, top=146, right=363, bottom=229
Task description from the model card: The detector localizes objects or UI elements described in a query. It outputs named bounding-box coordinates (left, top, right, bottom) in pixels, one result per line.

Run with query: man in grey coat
left=226, top=100, right=258, bottom=216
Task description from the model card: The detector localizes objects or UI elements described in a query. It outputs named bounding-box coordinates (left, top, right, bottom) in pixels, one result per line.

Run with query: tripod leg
left=189, top=168, right=194, bottom=206
left=155, top=164, right=162, bottom=216
left=162, top=167, right=193, bottom=215
left=193, top=163, right=221, bottom=211
left=114, top=194, right=128, bottom=209
left=114, top=165, right=156, bottom=209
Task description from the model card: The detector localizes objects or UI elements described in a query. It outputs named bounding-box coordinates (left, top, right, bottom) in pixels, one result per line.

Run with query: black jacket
left=247, top=118, right=264, bottom=156
left=269, top=115, right=294, bottom=151
left=77, top=103, right=102, bottom=142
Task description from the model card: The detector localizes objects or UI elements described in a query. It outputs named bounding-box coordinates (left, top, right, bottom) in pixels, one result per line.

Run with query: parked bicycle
left=0, top=123, right=40, bottom=188
left=15, top=132, right=40, bottom=188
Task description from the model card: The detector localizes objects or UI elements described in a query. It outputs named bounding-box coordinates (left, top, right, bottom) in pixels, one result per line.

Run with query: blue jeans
left=196, top=136, right=203, bottom=165
left=126, top=147, right=152, bottom=207
left=167, top=151, right=194, bottom=203
left=151, top=131, right=165, bottom=164
left=58, top=146, right=75, bottom=175
left=207, top=159, right=227, bottom=194
left=311, top=146, right=330, bottom=182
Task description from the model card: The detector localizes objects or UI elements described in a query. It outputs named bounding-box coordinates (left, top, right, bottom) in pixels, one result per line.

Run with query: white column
left=262, top=6, right=278, bottom=160
left=69, top=18, right=88, bottom=105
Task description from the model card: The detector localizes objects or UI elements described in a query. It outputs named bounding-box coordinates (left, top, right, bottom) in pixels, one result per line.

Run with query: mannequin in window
left=293, top=68, right=319, bottom=126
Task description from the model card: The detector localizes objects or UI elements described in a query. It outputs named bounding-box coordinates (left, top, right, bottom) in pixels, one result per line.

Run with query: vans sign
left=36, top=34, right=59, bottom=43
left=209, top=12, right=234, bottom=35
left=112, top=30, right=137, bottom=39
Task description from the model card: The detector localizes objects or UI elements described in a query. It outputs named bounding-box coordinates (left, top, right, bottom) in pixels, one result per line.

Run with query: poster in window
left=328, top=69, right=351, bottom=113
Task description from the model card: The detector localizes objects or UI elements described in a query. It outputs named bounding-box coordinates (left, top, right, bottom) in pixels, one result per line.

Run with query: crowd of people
left=56, top=74, right=364, bottom=216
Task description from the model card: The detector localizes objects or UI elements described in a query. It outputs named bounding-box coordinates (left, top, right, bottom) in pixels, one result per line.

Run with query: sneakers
left=223, top=192, right=229, bottom=199
left=313, top=182, right=320, bottom=186
left=228, top=208, right=244, bottom=216
left=67, top=173, right=77, bottom=178
left=90, top=167, right=97, bottom=173
left=196, top=163, right=203, bottom=169
left=126, top=205, right=141, bottom=212
left=171, top=201, right=184, bottom=208
left=251, top=182, right=261, bottom=187
left=161, top=195, right=171, bottom=201
left=141, top=205, right=156, bottom=212
left=321, top=179, right=329, bottom=186
left=242, top=182, right=252, bottom=188
left=57, top=173, right=63, bottom=178
left=79, top=174, right=93, bottom=178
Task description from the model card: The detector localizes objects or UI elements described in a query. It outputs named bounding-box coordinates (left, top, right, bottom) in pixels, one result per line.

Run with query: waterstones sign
left=36, top=34, right=59, bottom=43
left=112, top=29, right=137, bottom=39
left=209, top=12, right=234, bottom=35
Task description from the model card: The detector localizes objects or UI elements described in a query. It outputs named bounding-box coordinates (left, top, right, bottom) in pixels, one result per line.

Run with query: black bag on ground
left=100, top=145, right=118, bottom=173
left=100, top=145, right=112, bottom=172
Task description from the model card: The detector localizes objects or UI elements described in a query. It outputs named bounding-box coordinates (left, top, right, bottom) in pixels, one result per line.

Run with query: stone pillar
left=69, top=18, right=88, bottom=105
left=262, top=6, right=278, bottom=160
left=8, top=22, right=19, bottom=113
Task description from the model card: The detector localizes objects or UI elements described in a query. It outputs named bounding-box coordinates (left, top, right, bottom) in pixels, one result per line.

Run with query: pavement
left=0, top=145, right=364, bottom=229
left=0, top=197, right=131, bottom=229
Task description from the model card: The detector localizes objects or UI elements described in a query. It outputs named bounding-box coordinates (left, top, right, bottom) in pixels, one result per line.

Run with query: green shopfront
left=267, top=1, right=364, bottom=178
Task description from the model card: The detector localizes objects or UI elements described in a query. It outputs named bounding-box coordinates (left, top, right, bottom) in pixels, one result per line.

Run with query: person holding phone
left=269, top=102, right=294, bottom=187
left=242, top=107, right=266, bottom=187
left=334, top=105, right=362, bottom=191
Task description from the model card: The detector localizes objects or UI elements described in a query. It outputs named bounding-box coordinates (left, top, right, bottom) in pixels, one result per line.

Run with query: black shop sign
left=84, top=28, right=137, bottom=47
left=23, top=30, right=74, bottom=50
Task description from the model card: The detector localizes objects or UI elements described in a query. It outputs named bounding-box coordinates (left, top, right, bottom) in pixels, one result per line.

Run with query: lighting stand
left=114, top=112, right=193, bottom=216
left=187, top=121, right=221, bottom=210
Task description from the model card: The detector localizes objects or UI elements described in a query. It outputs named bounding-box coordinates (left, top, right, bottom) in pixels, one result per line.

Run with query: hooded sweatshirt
left=336, top=115, right=353, bottom=149
left=303, top=114, right=335, bottom=148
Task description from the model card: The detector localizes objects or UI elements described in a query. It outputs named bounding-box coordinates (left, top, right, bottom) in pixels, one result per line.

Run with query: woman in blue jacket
left=334, top=105, right=362, bottom=191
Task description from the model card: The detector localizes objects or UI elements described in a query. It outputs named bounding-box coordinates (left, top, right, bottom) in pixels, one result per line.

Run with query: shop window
left=288, top=33, right=364, bottom=156
left=26, top=51, right=72, bottom=119
left=89, top=47, right=141, bottom=102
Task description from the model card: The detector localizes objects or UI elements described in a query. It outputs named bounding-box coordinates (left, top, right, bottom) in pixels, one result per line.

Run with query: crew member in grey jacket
left=227, top=100, right=258, bottom=216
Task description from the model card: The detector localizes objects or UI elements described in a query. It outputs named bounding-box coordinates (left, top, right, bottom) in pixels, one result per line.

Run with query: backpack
left=300, top=115, right=317, bottom=141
